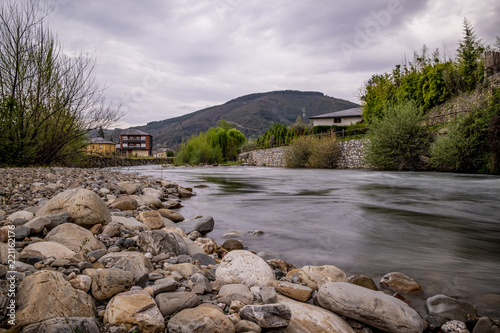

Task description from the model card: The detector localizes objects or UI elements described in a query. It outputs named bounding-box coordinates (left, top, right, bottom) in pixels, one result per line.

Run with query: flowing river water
left=124, top=165, right=500, bottom=317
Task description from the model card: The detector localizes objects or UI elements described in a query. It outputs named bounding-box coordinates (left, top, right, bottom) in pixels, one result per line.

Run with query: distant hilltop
left=126, top=90, right=359, bottom=148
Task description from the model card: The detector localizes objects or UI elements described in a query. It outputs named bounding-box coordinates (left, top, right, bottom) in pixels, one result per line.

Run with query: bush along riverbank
left=0, top=168, right=498, bottom=333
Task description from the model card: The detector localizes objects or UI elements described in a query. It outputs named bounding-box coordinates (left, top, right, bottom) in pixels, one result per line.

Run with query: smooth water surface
left=125, top=165, right=500, bottom=316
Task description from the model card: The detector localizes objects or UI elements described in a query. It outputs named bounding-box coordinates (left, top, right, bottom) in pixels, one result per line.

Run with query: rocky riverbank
left=0, top=167, right=498, bottom=333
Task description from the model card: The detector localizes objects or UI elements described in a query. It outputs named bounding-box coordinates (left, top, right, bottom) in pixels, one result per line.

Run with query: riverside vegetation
left=1, top=167, right=499, bottom=333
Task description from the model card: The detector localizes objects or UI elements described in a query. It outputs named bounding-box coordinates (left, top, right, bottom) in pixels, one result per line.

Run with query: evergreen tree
left=456, top=18, right=485, bottom=91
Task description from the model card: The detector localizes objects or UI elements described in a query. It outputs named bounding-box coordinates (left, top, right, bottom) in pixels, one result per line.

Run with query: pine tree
left=456, top=18, right=485, bottom=91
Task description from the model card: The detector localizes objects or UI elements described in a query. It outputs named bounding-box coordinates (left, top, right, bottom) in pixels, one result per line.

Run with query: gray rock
left=98, top=252, right=154, bottom=274
left=23, top=216, right=51, bottom=234
left=87, top=249, right=108, bottom=261
left=473, top=317, right=500, bottom=333
left=91, top=268, right=135, bottom=300
left=317, top=282, right=424, bottom=333
left=217, top=284, right=254, bottom=305
left=174, top=216, right=215, bottom=235
left=155, top=291, right=200, bottom=316
left=44, top=212, right=73, bottom=230
left=7, top=211, right=34, bottom=222
left=22, top=317, right=101, bottom=333
left=239, top=303, right=292, bottom=329
left=137, top=229, right=180, bottom=256
left=14, top=225, right=30, bottom=240
left=189, top=273, right=212, bottom=295
left=192, top=253, right=217, bottom=266
left=260, top=286, right=278, bottom=304
left=168, top=305, right=235, bottom=333
left=426, top=294, right=477, bottom=324
left=45, top=223, right=106, bottom=253
left=153, top=278, right=180, bottom=296
left=216, top=250, right=275, bottom=287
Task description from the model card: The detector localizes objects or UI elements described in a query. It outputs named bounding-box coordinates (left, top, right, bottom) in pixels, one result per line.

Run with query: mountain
left=132, top=90, right=359, bottom=148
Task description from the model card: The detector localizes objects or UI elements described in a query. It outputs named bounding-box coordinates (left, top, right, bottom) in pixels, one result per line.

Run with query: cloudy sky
left=45, top=0, right=499, bottom=128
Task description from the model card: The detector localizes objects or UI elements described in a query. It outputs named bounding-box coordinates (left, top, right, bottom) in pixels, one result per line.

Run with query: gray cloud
left=44, top=0, right=498, bottom=127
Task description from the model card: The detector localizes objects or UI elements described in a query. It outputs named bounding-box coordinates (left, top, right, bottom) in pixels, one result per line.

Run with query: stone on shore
left=98, top=252, right=154, bottom=274
left=21, top=317, right=101, bottom=333
left=216, top=250, right=275, bottom=287
left=158, top=208, right=185, bottom=222
left=194, top=237, right=218, bottom=254
left=104, top=290, right=165, bottom=333
left=348, top=274, right=379, bottom=291
left=473, top=317, right=500, bottom=333
left=239, top=303, right=292, bottom=329
left=108, top=196, right=138, bottom=211
left=441, top=320, right=469, bottom=333
left=426, top=294, right=477, bottom=324
left=174, top=216, right=215, bottom=235
left=110, top=216, right=150, bottom=231
left=168, top=305, right=235, bottom=333
left=137, top=229, right=180, bottom=256
left=380, top=271, right=423, bottom=293
left=317, top=282, right=424, bottom=333
left=268, top=280, right=312, bottom=302
left=217, top=284, right=254, bottom=305
left=298, top=265, right=348, bottom=290
left=137, top=195, right=163, bottom=208
left=278, top=295, right=356, bottom=333
left=138, top=211, right=165, bottom=230
left=90, top=268, right=136, bottom=300
left=21, top=241, right=76, bottom=259
left=16, top=270, right=96, bottom=327
left=45, top=223, right=105, bottom=253
left=36, top=188, right=111, bottom=228
left=155, top=291, right=200, bottom=316
left=7, top=210, right=34, bottom=222
left=23, top=216, right=51, bottom=234
left=117, top=182, right=138, bottom=194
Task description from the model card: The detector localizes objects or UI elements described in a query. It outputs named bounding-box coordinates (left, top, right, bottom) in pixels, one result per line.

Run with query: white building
left=310, top=107, right=363, bottom=127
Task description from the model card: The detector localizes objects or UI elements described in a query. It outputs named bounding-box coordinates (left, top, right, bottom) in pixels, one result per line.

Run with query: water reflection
left=125, top=166, right=500, bottom=317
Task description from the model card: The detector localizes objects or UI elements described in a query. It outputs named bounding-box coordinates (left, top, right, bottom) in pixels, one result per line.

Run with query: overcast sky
left=45, top=0, right=499, bottom=128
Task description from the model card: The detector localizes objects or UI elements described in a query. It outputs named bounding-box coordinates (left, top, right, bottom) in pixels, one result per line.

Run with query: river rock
left=70, top=274, right=92, bottom=292
left=260, top=286, right=278, bottom=304
left=91, top=268, right=136, bottom=300
left=195, top=237, right=218, bottom=254
left=44, top=211, right=73, bottom=229
left=168, top=305, right=235, bottom=333
left=7, top=210, right=34, bottom=222
left=14, top=225, right=30, bottom=240
left=177, top=187, right=193, bottom=198
left=348, top=274, right=379, bottom=291
left=158, top=208, right=185, bottom=222
left=216, top=250, right=275, bottom=287
left=138, top=211, right=164, bottom=230
left=235, top=320, right=262, bottom=333
left=267, top=259, right=296, bottom=274
left=108, top=196, right=138, bottom=211
left=473, top=317, right=500, bottom=333
left=45, top=223, right=106, bottom=253
left=143, top=187, right=164, bottom=199
left=222, top=239, right=244, bottom=252
left=317, top=282, right=424, bottom=333
left=174, top=216, right=215, bottom=235
left=21, top=241, right=76, bottom=259
left=137, top=229, right=180, bottom=256
left=22, top=216, right=51, bottom=234
left=117, top=182, right=138, bottom=194
left=164, top=263, right=199, bottom=278
left=441, top=320, right=469, bottom=333
left=217, top=284, right=254, bottom=305
left=16, top=270, right=96, bottom=327
left=278, top=295, right=356, bottom=333
left=99, top=252, right=154, bottom=274
left=153, top=278, right=180, bottom=296
left=189, top=272, right=212, bottom=294
left=380, top=272, right=423, bottom=293
left=137, top=195, right=162, bottom=208
left=239, top=303, right=292, bottom=329
left=426, top=294, right=477, bottom=324
left=268, top=280, right=312, bottom=302
left=104, top=289, right=165, bottom=333
left=36, top=188, right=111, bottom=228
left=22, top=317, right=101, bottom=333
left=155, top=291, right=200, bottom=316
left=110, top=216, right=150, bottom=231
left=298, top=265, right=348, bottom=290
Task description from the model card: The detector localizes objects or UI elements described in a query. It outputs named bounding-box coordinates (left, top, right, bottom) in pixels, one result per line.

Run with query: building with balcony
left=120, top=129, right=153, bottom=157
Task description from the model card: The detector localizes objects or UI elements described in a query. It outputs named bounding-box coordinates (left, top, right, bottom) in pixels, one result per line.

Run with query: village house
left=86, top=137, right=117, bottom=155
left=120, top=129, right=153, bottom=157
left=310, top=107, right=363, bottom=127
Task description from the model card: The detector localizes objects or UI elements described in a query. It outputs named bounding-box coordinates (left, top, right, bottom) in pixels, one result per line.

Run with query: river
left=124, top=165, right=500, bottom=317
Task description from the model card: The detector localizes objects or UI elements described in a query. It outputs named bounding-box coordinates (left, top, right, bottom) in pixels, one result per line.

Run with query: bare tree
left=0, top=0, right=122, bottom=165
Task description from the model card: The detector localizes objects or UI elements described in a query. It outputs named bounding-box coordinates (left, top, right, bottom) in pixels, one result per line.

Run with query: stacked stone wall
left=238, top=139, right=369, bottom=169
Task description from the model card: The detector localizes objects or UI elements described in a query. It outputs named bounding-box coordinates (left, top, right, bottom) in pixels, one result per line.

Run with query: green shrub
left=284, top=134, right=340, bottom=168
left=365, top=100, right=428, bottom=170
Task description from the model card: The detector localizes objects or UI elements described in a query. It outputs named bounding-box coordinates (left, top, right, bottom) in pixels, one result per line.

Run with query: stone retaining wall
left=238, top=138, right=369, bottom=168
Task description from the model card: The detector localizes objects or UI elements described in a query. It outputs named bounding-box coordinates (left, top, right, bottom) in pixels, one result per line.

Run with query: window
left=123, top=143, right=128, bottom=147
left=141, top=143, right=146, bottom=148
left=334, top=117, right=341, bottom=123
left=99, top=145, right=103, bottom=149
left=123, top=136, right=128, bottom=140
left=141, top=136, right=146, bottom=141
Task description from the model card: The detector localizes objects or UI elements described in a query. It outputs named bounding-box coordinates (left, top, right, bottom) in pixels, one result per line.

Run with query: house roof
left=89, top=137, right=116, bottom=145
left=120, top=129, right=150, bottom=136
left=310, top=107, right=363, bottom=119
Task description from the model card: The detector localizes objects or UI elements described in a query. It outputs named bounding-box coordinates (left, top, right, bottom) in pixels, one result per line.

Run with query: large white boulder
left=216, top=250, right=275, bottom=287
